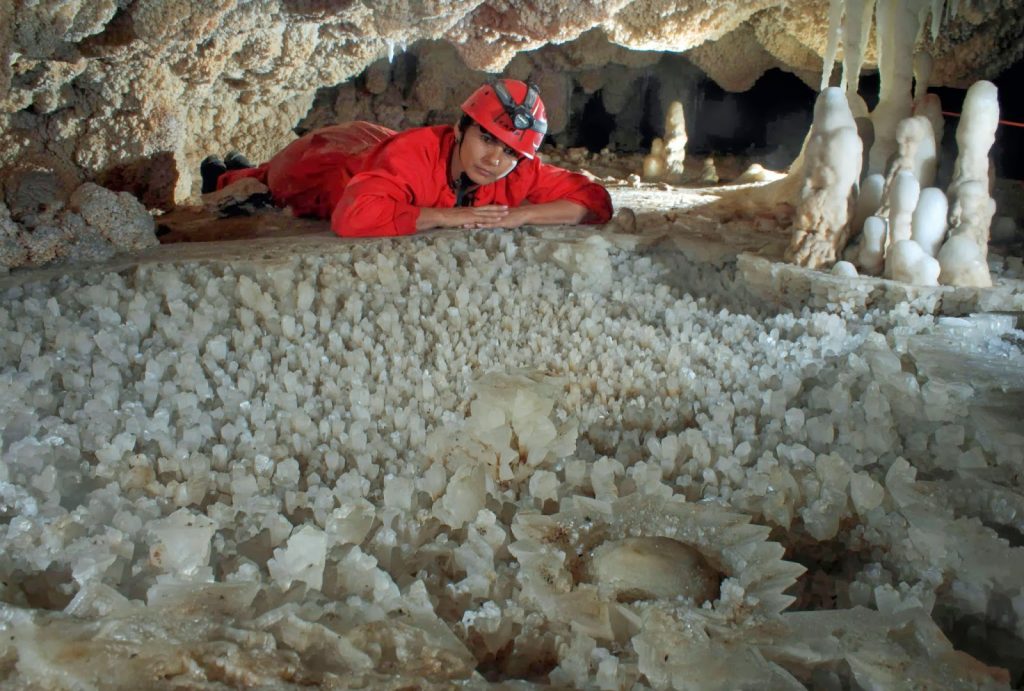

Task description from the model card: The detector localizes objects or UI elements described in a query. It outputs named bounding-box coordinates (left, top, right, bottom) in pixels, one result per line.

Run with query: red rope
left=942, top=110, right=1024, bottom=128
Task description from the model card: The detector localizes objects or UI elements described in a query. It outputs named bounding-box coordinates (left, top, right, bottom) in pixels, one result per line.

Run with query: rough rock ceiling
left=1, top=0, right=1022, bottom=208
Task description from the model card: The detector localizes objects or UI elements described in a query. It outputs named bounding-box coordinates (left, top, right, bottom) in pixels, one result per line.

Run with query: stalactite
left=930, top=0, right=945, bottom=39
left=841, top=0, right=877, bottom=114
left=820, top=0, right=845, bottom=91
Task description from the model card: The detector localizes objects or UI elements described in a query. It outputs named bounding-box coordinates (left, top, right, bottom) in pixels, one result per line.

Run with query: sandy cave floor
left=2, top=171, right=1024, bottom=688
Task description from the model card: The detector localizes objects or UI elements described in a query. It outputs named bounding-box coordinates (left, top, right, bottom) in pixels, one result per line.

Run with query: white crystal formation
left=0, top=228, right=1020, bottom=688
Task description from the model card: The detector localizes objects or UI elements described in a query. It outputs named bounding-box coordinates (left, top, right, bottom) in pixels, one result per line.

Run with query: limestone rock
left=69, top=182, right=157, bottom=252
left=22, top=225, right=71, bottom=265
left=688, top=23, right=780, bottom=92
left=0, top=204, right=28, bottom=271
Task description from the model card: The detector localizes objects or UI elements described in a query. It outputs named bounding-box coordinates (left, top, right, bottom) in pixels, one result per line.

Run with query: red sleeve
left=331, top=171, right=421, bottom=237
left=523, top=161, right=613, bottom=224
left=331, top=130, right=440, bottom=237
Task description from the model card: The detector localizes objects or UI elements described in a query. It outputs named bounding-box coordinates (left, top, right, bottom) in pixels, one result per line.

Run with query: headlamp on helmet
left=492, top=80, right=547, bottom=135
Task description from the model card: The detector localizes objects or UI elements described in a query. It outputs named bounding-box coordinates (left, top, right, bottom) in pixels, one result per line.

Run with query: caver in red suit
left=216, top=81, right=613, bottom=237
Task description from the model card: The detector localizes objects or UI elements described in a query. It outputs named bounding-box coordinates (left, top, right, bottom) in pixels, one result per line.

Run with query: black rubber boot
left=219, top=192, right=275, bottom=217
left=224, top=151, right=255, bottom=170
left=200, top=155, right=227, bottom=194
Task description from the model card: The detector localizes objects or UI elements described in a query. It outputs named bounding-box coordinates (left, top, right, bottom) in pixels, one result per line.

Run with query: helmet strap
left=490, top=80, right=547, bottom=135
left=523, top=82, right=539, bottom=110
left=492, top=80, right=517, bottom=112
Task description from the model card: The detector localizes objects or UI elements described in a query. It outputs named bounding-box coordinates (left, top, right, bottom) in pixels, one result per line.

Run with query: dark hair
left=458, top=113, right=475, bottom=132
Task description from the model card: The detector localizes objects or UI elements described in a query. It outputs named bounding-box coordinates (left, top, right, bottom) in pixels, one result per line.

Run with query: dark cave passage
left=559, top=64, right=818, bottom=168
left=577, top=89, right=617, bottom=153
left=688, top=68, right=816, bottom=168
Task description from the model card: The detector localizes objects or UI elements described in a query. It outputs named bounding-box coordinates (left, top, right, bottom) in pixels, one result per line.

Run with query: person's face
left=458, top=124, right=522, bottom=185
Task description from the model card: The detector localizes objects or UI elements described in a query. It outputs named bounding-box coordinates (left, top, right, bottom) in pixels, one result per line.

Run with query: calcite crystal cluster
left=1, top=227, right=1021, bottom=687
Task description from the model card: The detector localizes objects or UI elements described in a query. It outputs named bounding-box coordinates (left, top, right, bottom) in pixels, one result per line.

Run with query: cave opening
left=575, top=88, right=618, bottom=153
left=554, top=61, right=820, bottom=170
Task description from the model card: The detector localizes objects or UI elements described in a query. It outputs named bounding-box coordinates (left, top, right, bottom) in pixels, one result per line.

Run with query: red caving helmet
left=461, top=79, right=548, bottom=159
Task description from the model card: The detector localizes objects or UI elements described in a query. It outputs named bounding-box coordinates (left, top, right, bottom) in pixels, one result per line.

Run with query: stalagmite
left=831, top=260, right=859, bottom=277
left=857, top=215, right=888, bottom=275
left=940, top=178, right=997, bottom=285
left=886, top=170, right=921, bottom=244
left=940, top=80, right=1000, bottom=286
left=949, top=81, right=1000, bottom=205
left=913, top=93, right=945, bottom=157
left=664, top=101, right=688, bottom=177
left=641, top=101, right=687, bottom=182
left=948, top=179, right=998, bottom=251
left=883, top=168, right=921, bottom=276
left=642, top=138, right=667, bottom=181
left=793, top=0, right=1006, bottom=290
left=852, top=173, right=886, bottom=237
left=888, top=239, right=941, bottom=285
left=938, top=232, right=992, bottom=286
left=888, top=115, right=938, bottom=189
left=785, top=87, right=863, bottom=268
left=910, top=187, right=949, bottom=257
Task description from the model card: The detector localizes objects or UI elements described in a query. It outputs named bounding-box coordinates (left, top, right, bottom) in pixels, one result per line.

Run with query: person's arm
left=523, top=160, right=613, bottom=224
left=506, top=199, right=589, bottom=225
left=332, top=128, right=447, bottom=237
left=332, top=179, right=419, bottom=237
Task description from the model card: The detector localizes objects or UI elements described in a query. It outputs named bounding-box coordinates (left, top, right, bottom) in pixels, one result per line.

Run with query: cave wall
left=1, top=0, right=1022, bottom=211
left=296, top=35, right=707, bottom=156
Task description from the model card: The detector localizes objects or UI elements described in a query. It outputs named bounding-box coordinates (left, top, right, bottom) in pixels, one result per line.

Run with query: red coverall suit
left=216, top=122, right=613, bottom=237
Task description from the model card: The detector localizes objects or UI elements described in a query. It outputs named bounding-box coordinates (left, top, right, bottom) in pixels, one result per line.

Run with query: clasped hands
left=447, top=205, right=528, bottom=229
